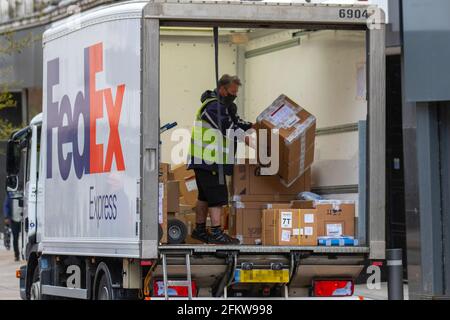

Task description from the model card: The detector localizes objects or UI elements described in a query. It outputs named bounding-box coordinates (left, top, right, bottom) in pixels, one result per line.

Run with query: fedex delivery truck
left=5, top=0, right=386, bottom=300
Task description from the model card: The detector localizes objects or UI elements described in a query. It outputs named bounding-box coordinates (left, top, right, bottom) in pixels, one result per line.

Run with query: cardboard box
left=282, top=200, right=356, bottom=237
left=171, top=164, right=198, bottom=208
left=222, top=205, right=230, bottom=231
left=160, top=163, right=174, bottom=182
left=257, top=95, right=316, bottom=187
left=232, top=164, right=310, bottom=202
left=166, top=181, right=180, bottom=213
left=278, top=145, right=315, bottom=187
left=314, top=201, right=355, bottom=237
left=262, top=208, right=318, bottom=246
left=178, top=204, right=195, bottom=215
left=266, top=200, right=315, bottom=210
left=304, top=167, right=311, bottom=192
left=229, top=202, right=268, bottom=245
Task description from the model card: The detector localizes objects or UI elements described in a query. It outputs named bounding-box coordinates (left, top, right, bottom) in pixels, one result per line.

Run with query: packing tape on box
left=312, top=200, right=356, bottom=212
left=299, top=132, right=306, bottom=176
left=286, top=115, right=316, bottom=145
left=257, top=96, right=304, bottom=130
left=256, top=95, right=290, bottom=123
left=233, top=201, right=245, bottom=209
left=233, top=195, right=242, bottom=202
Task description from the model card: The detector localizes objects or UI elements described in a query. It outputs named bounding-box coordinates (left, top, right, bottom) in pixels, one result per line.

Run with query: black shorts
left=194, top=169, right=228, bottom=207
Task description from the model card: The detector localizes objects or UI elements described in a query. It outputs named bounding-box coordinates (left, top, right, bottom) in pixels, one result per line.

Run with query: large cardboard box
left=229, top=202, right=268, bottom=245
left=171, top=164, right=198, bottom=208
left=278, top=200, right=356, bottom=237
left=232, top=164, right=311, bottom=202
left=314, top=201, right=355, bottom=237
left=257, top=95, right=316, bottom=187
left=262, top=208, right=318, bottom=246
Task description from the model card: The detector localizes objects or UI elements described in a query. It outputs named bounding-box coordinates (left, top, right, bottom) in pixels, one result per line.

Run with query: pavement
left=0, top=241, right=22, bottom=300
left=355, top=283, right=409, bottom=300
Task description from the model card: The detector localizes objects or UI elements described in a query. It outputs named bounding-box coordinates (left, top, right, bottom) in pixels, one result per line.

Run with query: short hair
left=218, top=74, right=242, bottom=88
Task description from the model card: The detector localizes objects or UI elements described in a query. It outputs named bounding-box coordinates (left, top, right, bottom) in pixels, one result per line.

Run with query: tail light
left=313, top=280, right=354, bottom=297
left=152, top=280, right=198, bottom=297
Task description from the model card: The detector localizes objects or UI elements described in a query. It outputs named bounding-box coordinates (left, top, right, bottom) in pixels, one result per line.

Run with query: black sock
left=211, top=225, right=222, bottom=234
left=196, top=223, right=206, bottom=232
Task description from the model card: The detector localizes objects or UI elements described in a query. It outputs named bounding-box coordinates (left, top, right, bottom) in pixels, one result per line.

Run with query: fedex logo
left=46, top=43, right=126, bottom=180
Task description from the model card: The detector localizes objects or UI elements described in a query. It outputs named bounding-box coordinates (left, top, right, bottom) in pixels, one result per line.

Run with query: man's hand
left=4, top=218, right=11, bottom=226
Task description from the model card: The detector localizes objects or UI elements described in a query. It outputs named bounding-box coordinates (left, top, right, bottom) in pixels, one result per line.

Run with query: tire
left=30, top=266, right=41, bottom=300
left=97, top=273, right=113, bottom=300
left=167, top=219, right=187, bottom=244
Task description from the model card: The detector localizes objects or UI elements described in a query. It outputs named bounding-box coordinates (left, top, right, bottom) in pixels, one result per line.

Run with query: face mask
left=223, top=94, right=237, bottom=105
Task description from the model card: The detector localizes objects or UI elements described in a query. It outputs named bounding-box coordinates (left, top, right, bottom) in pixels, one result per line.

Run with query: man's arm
left=201, top=101, right=234, bottom=136
left=227, top=103, right=253, bottom=131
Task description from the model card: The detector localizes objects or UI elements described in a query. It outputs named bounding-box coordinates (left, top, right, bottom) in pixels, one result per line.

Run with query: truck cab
left=5, top=114, right=42, bottom=299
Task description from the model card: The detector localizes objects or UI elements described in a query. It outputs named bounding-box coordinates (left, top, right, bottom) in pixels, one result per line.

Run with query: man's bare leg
left=196, top=200, right=209, bottom=224
left=208, top=206, right=240, bottom=245
left=209, top=207, right=222, bottom=227
left=191, top=200, right=210, bottom=243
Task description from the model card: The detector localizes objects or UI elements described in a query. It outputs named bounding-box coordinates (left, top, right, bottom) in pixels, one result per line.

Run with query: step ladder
left=161, top=251, right=193, bottom=300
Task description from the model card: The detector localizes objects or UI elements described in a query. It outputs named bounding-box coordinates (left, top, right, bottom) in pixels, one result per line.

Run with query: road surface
left=0, top=246, right=22, bottom=300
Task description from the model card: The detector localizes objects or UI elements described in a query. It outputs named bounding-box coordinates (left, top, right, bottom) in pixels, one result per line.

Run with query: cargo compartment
left=158, top=26, right=368, bottom=252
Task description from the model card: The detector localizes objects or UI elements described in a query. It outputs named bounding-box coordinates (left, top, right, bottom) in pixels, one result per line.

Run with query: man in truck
left=188, top=74, right=253, bottom=244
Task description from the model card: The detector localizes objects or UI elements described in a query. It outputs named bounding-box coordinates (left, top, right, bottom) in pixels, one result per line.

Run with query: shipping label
left=281, top=212, right=293, bottom=229
left=281, top=230, right=291, bottom=242
left=326, top=223, right=343, bottom=237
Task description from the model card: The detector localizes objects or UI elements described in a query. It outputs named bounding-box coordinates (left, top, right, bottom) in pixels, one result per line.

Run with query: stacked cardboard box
left=159, top=164, right=182, bottom=244
left=261, top=200, right=355, bottom=246
left=229, top=163, right=312, bottom=245
left=262, top=208, right=318, bottom=246
left=171, top=164, right=198, bottom=208
left=313, top=200, right=355, bottom=238
left=256, top=94, right=316, bottom=187
left=232, top=164, right=311, bottom=202
left=161, top=164, right=231, bottom=244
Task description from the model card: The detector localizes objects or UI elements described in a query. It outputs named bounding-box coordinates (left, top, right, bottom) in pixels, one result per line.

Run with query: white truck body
left=40, top=2, right=143, bottom=257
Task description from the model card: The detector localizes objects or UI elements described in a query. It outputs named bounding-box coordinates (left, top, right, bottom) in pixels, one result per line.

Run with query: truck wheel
left=97, top=273, right=113, bottom=300
left=168, top=219, right=187, bottom=244
left=30, top=267, right=41, bottom=300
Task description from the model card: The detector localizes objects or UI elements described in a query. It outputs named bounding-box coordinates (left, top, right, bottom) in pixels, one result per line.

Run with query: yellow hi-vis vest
left=189, top=98, right=232, bottom=166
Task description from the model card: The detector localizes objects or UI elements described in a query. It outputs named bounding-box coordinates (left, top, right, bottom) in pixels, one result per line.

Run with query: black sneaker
left=191, top=228, right=209, bottom=244
left=208, top=230, right=240, bottom=245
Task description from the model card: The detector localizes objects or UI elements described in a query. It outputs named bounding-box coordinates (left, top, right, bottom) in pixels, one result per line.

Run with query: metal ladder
left=161, top=251, right=193, bottom=300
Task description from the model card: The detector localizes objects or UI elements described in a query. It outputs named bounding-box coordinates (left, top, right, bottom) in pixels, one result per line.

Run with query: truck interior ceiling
left=159, top=25, right=368, bottom=247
